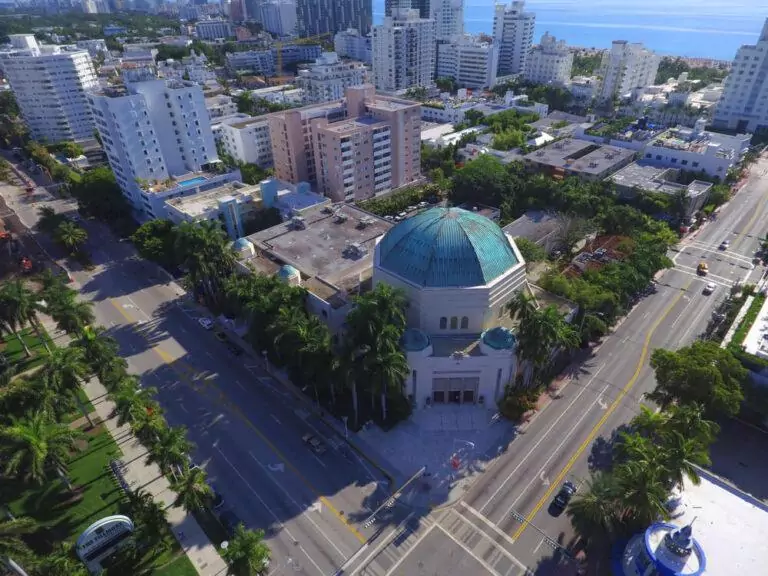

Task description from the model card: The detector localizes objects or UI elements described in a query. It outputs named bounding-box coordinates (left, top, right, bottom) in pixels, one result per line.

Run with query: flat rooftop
left=229, top=116, right=270, bottom=130
left=502, top=210, right=559, bottom=247
left=321, top=115, right=387, bottom=133
left=609, top=162, right=713, bottom=198
left=368, top=97, right=415, bottom=111
left=666, top=469, right=768, bottom=576
left=742, top=295, right=768, bottom=360
left=166, top=182, right=260, bottom=218
left=246, top=204, right=393, bottom=288
left=524, top=138, right=636, bottom=175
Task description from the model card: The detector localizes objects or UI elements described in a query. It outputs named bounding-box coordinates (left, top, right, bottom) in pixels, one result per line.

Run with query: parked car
left=551, top=481, right=577, bottom=514
left=302, top=433, right=327, bottom=455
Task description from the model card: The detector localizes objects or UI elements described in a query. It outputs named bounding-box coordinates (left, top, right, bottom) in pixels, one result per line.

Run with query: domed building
left=374, top=207, right=527, bottom=409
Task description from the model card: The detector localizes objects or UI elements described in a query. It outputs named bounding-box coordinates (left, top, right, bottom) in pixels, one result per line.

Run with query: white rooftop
left=742, top=294, right=768, bottom=359
left=673, top=469, right=768, bottom=575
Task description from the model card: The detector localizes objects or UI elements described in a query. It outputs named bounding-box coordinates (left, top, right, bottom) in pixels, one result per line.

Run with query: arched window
left=450, top=317, right=458, bottom=330
left=461, top=316, right=469, bottom=329
left=440, top=317, right=447, bottom=329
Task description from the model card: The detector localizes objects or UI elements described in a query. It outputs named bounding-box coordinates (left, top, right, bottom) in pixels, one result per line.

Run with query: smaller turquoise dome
left=401, top=328, right=431, bottom=352
left=278, top=264, right=300, bottom=278
left=482, top=327, right=516, bottom=350
left=233, top=238, right=252, bottom=251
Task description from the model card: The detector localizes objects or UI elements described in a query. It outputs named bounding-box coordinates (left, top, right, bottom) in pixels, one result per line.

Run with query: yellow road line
left=511, top=280, right=692, bottom=541
left=109, top=299, right=366, bottom=543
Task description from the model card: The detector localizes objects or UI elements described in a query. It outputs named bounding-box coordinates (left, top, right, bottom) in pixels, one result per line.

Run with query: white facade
left=714, top=18, right=768, bottom=134
left=157, top=51, right=216, bottom=85
left=205, top=94, right=238, bottom=119
left=372, top=9, right=436, bottom=92
left=260, top=0, right=297, bottom=37
left=334, top=28, right=372, bottom=64
left=492, top=1, right=536, bottom=76
left=219, top=117, right=274, bottom=167
left=436, top=36, right=499, bottom=89
left=296, top=52, right=368, bottom=104
left=525, top=32, right=572, bottom=86
left=88, top=78, right=225, bottom=218
left=431, top=0, right=464, bottom=42
left=195, top=20, right=235, bottom=41
left=0, top=35, right=98, bottom=143
left=597, top=40, right=660, bottom=101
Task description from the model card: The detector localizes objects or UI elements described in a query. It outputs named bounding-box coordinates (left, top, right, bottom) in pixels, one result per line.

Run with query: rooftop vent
left=334, top=211, right=348, bottom=223
left=290, top=216, right=306, bottom=230
left=344, top=242, right=368, bottom=259
left=357, top=216, right=375, bottom=228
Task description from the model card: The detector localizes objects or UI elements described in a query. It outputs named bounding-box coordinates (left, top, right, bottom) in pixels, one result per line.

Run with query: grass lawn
left=0, top=326, right=54, bottom=373
left=153, top=554, right=199, bottom=576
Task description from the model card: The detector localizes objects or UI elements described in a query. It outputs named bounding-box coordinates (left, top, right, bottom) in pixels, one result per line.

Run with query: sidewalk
left=37, top=306, right=228, bottom=574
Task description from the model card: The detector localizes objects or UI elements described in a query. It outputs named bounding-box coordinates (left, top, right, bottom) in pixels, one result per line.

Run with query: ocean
left=372, top=0, right=768, bottom=61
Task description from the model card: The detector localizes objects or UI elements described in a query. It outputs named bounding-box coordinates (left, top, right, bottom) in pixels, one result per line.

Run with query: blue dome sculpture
left=481, top=327, right=517, bottom=350
left=233, top=237, right=253, bottom=251
left=377, top=208, right=519, bottom=288
left=278, top=264, right=300, bottom=279
left=401, top=328, right=431, bottom=352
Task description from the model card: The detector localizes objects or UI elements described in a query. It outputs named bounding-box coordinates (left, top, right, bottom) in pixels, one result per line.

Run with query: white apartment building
left=218, top=116, right=274, bottom=167
left=373, top=9, right=436, bottom=92
left=296, top=52, right=368, bottom=104
left=492, top=1, right=536, bottom=76
left=334, top=28, right=372, bottom=64
left=436, top=36, right=499, bottom=89
left=205, top=94, right=238, bottom=119
left=260, top=0, right=297, bottom=37
left=195, top=20, right=235, bottom=41
left=157, top=51, right=216, bottom=85
left=88, top=77, right=234, bottom=219
left=714, top=18, right=768, bottom=134
left=597, top=40, right=660, bottom=102
left=431, top=0, right=464, bottom=42
left=525, top=33, right=572, bottom=86
left=0, top=35, right=98, bottom=143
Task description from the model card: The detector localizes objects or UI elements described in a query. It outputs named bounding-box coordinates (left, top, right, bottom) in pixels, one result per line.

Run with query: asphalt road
left=0, top=166, right=389, bottom=576
left=344, top=157, right=768, bottom=576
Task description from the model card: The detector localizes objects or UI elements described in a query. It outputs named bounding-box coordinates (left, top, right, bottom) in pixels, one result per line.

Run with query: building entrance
left=432, top=377, right=479, bottom=405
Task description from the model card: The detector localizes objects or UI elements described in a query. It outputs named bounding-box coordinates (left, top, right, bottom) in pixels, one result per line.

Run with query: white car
left=198, top=317, right=214, bottom=330
left=703, top=283, right=716, bottom=295
left=719, top=240, right=730, bottom=250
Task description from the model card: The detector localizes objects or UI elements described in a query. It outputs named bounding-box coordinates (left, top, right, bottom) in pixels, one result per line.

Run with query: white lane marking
left=675, top=264, right=733, bottom=284
left=433, top=524, right=504, bottom=576
left=533, top=537, right=545, bottom=554
left=478, top=362, right=606, bottom=513
left=539, top=471, right=550, bottom=487
left=248, top=451, right=348, bottom=560
left=235, top=379, right=248, bottom=392
left=343, top=512, right=416, bottom=576
left=680, top=291, right=720, bottom=345
left=501, top=383, right=611, bottom=517
left=271, top=414, right=282, bottom=425
left=443, top=509, right=527, bottom=569
left=684, top=242, right=754, bottom=264
left=458, top=502, right=518, bottom=549
left=267, top=463, right=285, bottom=473
left=213, top=447, right=326, bottom=576
left=310, top=453, right=327, bottom=469
left=671, top=268, right=731, bottom=287
left=381, top=524, right=438, bottom=576
left=669, top=289, right=700, bottom=331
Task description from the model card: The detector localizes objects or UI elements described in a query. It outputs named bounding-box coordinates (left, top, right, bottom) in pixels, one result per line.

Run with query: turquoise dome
left=481, top=327, right=516, bottom=350
left=233, top=238, right=252, bottom=251
left=401, top=328, right=431, bottom=352
left=377, top=208, right=519, bottom=288
left=278, top=264, right=300, bottom=278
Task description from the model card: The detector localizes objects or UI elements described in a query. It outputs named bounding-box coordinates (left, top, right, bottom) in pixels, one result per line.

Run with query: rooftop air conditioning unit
left=334, top=212, right=348, bottom=223
left=291, top=216, right=306, bottom=230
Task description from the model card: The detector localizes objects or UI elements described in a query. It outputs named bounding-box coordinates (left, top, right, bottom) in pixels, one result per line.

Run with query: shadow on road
left=708, top=418, right=768, bottom=502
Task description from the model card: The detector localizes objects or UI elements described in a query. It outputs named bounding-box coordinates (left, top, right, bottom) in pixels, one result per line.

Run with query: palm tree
left=95, top=354, right=129, bottom=392
left=54, top=221, right=87, bottom=255
left=32, top=541, right=88, bottom=576
left=109, top=378, right=157, bottom=426
left=0, top=292, right=31, bottom=359
left=76, top=326, right=119, bottom=377
left=127, top=489, right=168, bottom=549
left=131, top=403, right=166, bottom=446
left=221, top=524, right=271, bottom=576
left=38, top=346, right=93, bottom=427
left=0, top=516, right=35, bottom=576
left=613, top=460, right=669, bottom=527
left=0, top=410, right=84, bottom=490
left=146, top=425, right=193, bottom=478
left=43, top=284, right=93, bottom=336
left=36, top=206, right=61, bottom=234
left=659, top=430, right=711, bottom=488
left=0, top=280, right=50, bottom=354
left=171, top=467, right=212, bottom=512
left=366, top=325, right=409, bottom=422
left=566, top=473, right=620, bottom=546
left=664, top=403, right=719, bottom=447
left=630, top=405, right=669, bottom=439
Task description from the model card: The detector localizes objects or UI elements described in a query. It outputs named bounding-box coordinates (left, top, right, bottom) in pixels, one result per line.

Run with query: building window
left=440, top=317, right=447, bottom=329
left=450, top=317, right=458, bottom=330
left=461, top=317, right=468, bottom=329
left=693, top=161, right=699, bottom=168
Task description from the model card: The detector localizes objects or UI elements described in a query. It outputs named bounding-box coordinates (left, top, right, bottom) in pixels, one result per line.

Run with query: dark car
left=210, top=484, right=225, bottom=510
left=551, top=481, right=577, bottom=513
left=219, top=510, right=243, bottom=537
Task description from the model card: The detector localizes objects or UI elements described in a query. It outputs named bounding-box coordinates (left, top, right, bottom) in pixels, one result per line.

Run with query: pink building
left=268, top=84, right=421, bottom=203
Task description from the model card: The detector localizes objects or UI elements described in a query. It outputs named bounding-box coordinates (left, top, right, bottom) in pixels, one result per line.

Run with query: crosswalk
left=356, top=514, right=436, bottom=576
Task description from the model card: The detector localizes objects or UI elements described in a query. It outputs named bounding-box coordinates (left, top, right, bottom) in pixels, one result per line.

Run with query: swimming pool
left=178, top=176, right=207, bottom=187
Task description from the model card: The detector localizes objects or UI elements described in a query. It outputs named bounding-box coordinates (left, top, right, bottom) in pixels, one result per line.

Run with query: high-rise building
left=372, top=9, right=436, bottom=92
left=229, top=0, right=246, bottom=22
left=260, top=0, right=297, bottom=37
left=88, top=76, right=234, bottom=219
left=296, top=52, right=367, bottom=104
left=295, top=0, right=372, bottom=38
left=0, top=35, right=97, bottom=144
left=524, top=32, right=573, bottom=86
left=195, top=19, right=235, bottom=40
left=714, top=18, right=768, bottom=133
left=492, top=1, right=535, bottom=76
left=268, top=84, right=421, bottom=202
left=436, top=35, right=499, bottom=89
left=385, top=0, right=429, bottom=19
left=431, top=0, right=463, bottom=42
left=334, top=28, right=372, bottom=64
left=597, top=40, right=660, bottom=101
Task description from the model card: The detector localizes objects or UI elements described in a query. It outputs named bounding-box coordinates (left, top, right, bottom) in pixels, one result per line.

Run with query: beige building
left=268, top=85, right=421, bottom=203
